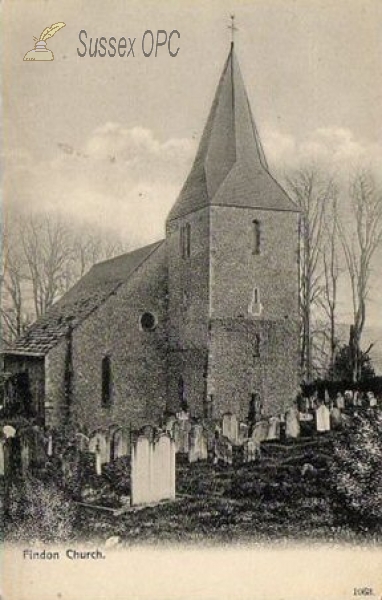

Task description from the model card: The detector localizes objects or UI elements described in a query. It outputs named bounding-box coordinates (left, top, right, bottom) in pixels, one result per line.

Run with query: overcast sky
left=3, top=0, right=382, bottom=327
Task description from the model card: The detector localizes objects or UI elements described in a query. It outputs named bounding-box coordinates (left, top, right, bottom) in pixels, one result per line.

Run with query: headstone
left=110, top=428, right=129, bottom=460
left=21, top=437, right=30, bottom=475
left=222, top=413, right=239, bottom=444
left=213, top=435, right=233, bottom=465
left=89, top=432, right=109, bottom=464
left=178, top=418, right=191, bottom=453
left=267, top=416, right=281, bottom=440
left=47, top=433, right=54, bottom=457
left=330, top=406, right=342, bottom=429
left=95, top=442, right=102, bottom=476
left=131, top=433, right=175, bottom=506
left=188, top=424, right=208, bottom=463
left=335, top=393, right=345, bottom=410
left=75, top=432, right=90, bottom=453
left=243, top=439, right=259, bottom=463
left=0, top=441, right=4, bottom=476
left=238, top=422, right=249, bottom=443
left=251, top=420, right=269, bottom=444
left=316, top=404, right=331, bottom=432
left=368, top=392, right=377, bottom=408
left=285, top=406, right=300, bottom=439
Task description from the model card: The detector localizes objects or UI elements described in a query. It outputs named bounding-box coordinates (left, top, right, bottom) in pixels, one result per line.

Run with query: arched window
left=101, top=356, right=112, bottom=407
left=180, top=223, right=191, bottom=259
left=252, top=220, right=261, bottom=255
left=253, top=333, right=261, bottom=358
left=178, top=376, right=188, bottom=411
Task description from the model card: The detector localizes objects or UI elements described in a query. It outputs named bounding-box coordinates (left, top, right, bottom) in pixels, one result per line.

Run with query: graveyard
left=1, top=394, right=381, bottom=545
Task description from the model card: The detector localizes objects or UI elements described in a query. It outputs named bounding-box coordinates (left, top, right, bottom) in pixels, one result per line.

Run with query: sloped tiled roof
left=167, top=44, right=298, bottom=222
left=5, top=241, right=164, bottom=356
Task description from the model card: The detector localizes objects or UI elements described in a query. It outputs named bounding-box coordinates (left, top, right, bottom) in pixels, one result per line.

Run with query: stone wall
left=58, top=243, right=168, bottom=434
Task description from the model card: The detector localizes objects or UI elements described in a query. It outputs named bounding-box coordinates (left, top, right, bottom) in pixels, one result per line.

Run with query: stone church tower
left=166, top=44, right=300, bottom=421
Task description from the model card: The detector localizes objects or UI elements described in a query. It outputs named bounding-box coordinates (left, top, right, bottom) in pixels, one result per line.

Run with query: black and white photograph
left=1, top=1, right=382, bottom=599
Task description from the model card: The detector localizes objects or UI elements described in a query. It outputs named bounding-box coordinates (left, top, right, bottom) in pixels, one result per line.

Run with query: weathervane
left=228, top=14, right=238, bottom=45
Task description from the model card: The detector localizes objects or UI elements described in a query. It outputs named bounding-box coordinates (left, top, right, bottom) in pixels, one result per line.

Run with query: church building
left=3, top=44, right=300, bottom=433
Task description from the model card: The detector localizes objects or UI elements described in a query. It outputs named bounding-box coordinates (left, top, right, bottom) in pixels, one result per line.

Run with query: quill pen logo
left=24, top=22, right=66, bottom=61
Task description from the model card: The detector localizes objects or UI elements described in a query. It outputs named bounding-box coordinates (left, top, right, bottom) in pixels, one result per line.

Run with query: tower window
left=252, top=220, right=261, bottom=255
left=253, top=333, right=261, bottom=358
left=180, top=223, right=191, bottom=259
left=178, top=376, right=188, bottom=411
left=101, top=356, right=112, bottom=408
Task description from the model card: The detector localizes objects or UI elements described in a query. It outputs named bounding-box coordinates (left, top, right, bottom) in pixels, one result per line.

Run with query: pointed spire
left=167, top=46, right=297, bottom=222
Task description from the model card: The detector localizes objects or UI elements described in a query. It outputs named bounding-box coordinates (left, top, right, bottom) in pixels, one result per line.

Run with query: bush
left=329, top=410, right=382, bottom=531
left=6, top=475, right=76, bottom=542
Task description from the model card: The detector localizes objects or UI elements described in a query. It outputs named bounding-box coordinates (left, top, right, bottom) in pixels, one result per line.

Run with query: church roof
left=5, top=241, right=163, bottom=356
left=167, top=44, right=298, bottom=222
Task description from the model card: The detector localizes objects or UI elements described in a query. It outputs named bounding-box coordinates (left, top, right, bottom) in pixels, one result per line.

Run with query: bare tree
left=337, top=169, right=382, bottom=382
left=286, top=168, right=330, bottom=382
left=0, top=218, right=32, bottom=344
left=320, top=184, right=341, bottom=378
left=1, top=209, right=129, bottom=344
left=20, top=214, right=74, bottom=318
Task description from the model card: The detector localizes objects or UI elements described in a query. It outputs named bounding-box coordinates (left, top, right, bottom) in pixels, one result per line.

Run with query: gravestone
left=316, top=404, right=331, bottom=432
left=0, top=440, right=4, bottom=476
left=131, top=433, right=175, bottom=506
left=285, top=406, right=300, bottom=439
left=178, top=418, right=191, bottom=453
left=330, top=406, right=342, bottom=430
left=213, top=435, right=233, bottom=466
left=20, top=437, right=30, bottom=476
left=89, top=431, right=109, bottom=464
left=75, top=432, right=90, bottom=453
left=188, top=424, right=208, bottom=463
left=110, top=428, right=129, bottom=460
left=243, top=439, right=259, bottom=463
left=267, top=416, right=281, bottom=440
left=239, top=422, right=249, bottom=443
left=251, top=420, right=269, bottom=444
left=222, top=413, right=239, bottom=444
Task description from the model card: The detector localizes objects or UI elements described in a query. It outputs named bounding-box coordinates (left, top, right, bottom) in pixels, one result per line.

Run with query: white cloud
left=263, top=125, right=382, bottom=182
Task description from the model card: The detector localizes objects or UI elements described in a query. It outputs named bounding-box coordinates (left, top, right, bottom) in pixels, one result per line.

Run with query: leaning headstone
left=316, top=404, right=331, bottom=432
left=222, top=413, right=239, bottom=444
left=267, top=416, right=281, bottom=441
left=285, top=406, right=300, bottom=439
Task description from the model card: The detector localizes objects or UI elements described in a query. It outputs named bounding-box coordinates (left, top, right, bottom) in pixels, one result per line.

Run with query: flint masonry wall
left=208, top=206, right=300, bottom=417
left=63, top=243, right=168, bottom=434
left=166, top=208, right=210, bottom=414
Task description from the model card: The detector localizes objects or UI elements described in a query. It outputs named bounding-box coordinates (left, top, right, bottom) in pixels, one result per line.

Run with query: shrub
left=329, top=410, right=382, bottom=530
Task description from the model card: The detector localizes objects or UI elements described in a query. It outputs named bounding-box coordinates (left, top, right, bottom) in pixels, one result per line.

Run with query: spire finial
left=228, top=14, right=238, bottom=47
